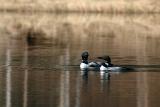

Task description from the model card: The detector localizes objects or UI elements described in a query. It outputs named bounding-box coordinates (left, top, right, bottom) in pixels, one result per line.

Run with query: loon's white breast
left=80, top=62, right=100, bottom=70
left=80, top=62, right=89, bottom=70
left=100, top=65, right=108, bottom=71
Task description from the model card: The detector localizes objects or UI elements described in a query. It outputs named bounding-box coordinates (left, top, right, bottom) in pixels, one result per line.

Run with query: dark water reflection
left=0, top=13, right=160, bottom=107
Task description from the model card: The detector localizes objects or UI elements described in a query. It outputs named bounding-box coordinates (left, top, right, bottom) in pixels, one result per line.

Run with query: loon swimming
left=80, top=51, right=100, bottom=70
left=98, top=55, right=133, bottom=71
left=100, top=62, right=124, bottom=71
left=80, top=51, right=133, bottom=71
left=98, top=55, right=116, bottom=71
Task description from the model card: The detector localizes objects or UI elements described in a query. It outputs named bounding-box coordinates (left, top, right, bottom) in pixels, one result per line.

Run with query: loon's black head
left=81, top=51, right=89, bottom=60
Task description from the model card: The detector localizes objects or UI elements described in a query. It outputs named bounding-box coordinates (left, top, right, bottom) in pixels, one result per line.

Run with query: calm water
left=0, top=13, right=160, bottom=107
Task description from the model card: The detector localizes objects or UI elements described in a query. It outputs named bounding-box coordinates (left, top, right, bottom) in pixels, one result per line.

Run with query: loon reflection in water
left=100, top=72, right=111, bottom=80
left=81, top=70, right=88, bottom=80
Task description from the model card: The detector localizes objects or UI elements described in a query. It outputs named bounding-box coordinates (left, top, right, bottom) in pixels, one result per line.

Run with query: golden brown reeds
left=0, top=0, right=160, bottom=14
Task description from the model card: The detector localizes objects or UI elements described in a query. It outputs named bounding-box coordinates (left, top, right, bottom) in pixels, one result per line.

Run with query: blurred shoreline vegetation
left=1, top=0, right=160, bottom=44
left=4, top=14, right=160, bottom=40
left=0, top=0, right=160, bottom=14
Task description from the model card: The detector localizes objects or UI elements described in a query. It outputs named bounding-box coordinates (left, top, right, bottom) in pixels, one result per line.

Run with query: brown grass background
left=0, top=0, right=160, bottom=13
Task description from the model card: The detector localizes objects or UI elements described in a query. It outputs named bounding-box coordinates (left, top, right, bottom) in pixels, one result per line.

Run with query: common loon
left=100, top=62, right=124, bottom=71
left=98, top=56, right=115, bottom=71
left=80, top=51, right=100, bottom=70
left=80, top=52, right=133, bottom=71
left=98, top=56, right=133, bottom=71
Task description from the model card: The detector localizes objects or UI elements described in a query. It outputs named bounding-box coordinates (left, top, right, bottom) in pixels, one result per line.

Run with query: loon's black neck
left=107, top=62, right=113, bottom=67
left=82, top=60, right=88, bottom=64
left=102, top=62, right=113, bottom=67
left=102, top=62, right=108, bottom=67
